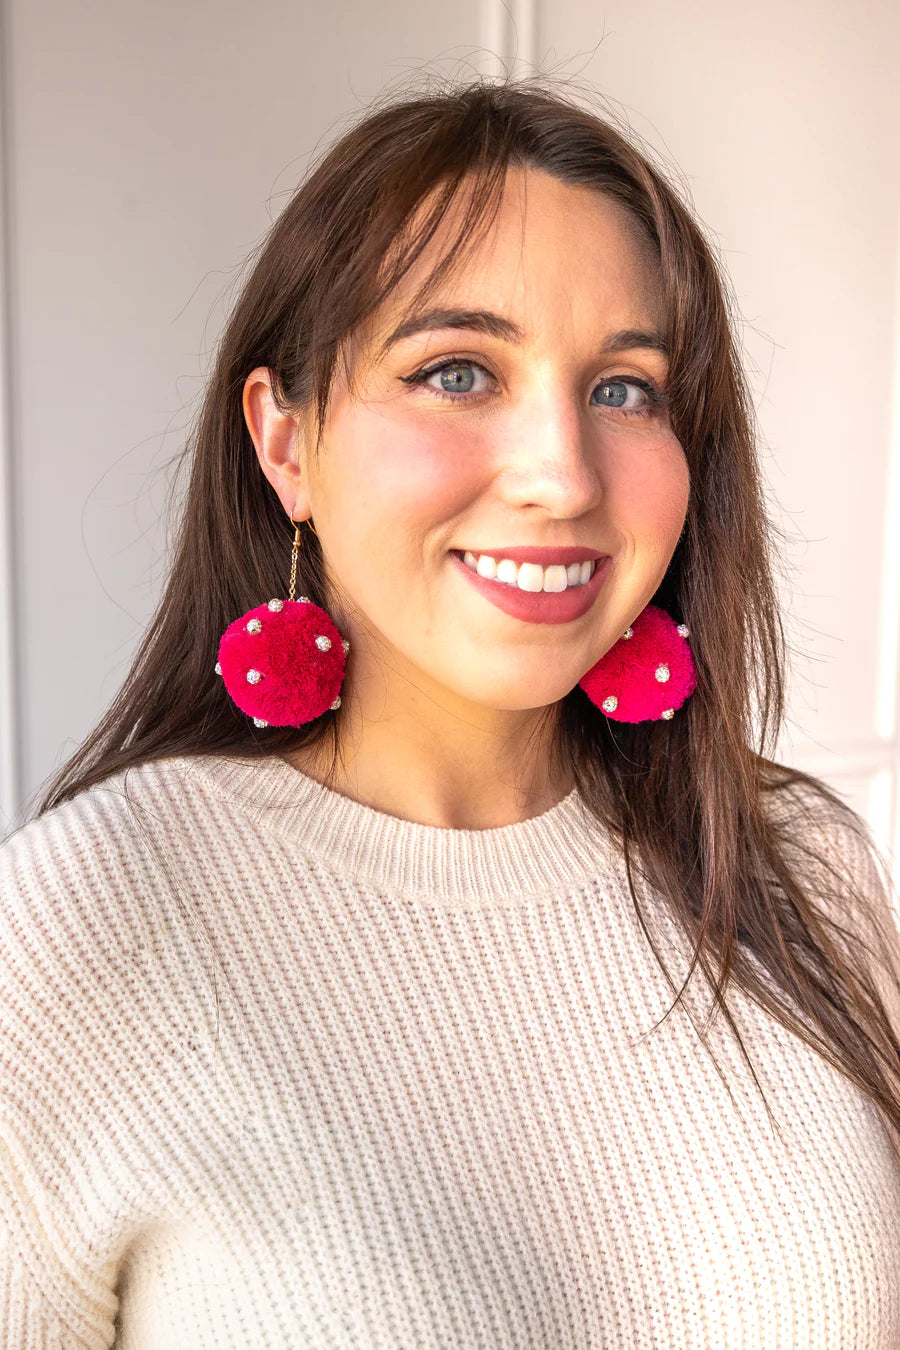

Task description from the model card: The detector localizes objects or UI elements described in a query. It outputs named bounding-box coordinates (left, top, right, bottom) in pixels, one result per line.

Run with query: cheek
left=609, top=434, right=689, bottom=550
left=331, top=414, right=485, bottom=534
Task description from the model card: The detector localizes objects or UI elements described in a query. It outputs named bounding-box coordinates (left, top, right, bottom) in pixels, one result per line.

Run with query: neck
left=285, top=663, right=572, bottom=830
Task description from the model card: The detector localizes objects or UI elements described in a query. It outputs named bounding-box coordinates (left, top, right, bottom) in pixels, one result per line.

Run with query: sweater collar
left=188, top=752, right=617, bottom=906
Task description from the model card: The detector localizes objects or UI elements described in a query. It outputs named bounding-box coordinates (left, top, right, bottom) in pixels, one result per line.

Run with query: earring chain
left=288, top=516, right=318, bottom=603
left=288, top=523, right=301, bottom=602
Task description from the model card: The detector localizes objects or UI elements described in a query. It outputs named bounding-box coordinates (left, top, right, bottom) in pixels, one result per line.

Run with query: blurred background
left=0, top=0, right=898, bottom=867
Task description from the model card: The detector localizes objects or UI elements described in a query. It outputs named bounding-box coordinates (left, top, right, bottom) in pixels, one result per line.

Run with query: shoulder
left=2, top=751, right=247, bottom=888
left=760, top=765, right=891, bottom=903
left=1, top=756, right=186, bottom=914
left=760, top=761, right=900, bottom=1028
left=0, top=753, right=240, bottom=986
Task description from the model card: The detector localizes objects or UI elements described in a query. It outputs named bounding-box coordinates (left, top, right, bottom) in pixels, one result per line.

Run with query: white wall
left=1, top=0, right=898, bottom=868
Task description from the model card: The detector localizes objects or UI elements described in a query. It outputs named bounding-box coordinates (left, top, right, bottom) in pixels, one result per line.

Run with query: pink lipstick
left=449, top=550, right=611, bottom=625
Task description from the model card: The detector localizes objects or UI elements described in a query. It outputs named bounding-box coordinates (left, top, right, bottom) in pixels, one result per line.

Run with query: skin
left=243, top=167, right=690, bottom=829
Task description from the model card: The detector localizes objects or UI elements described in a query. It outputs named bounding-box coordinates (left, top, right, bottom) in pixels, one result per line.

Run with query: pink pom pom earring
left=214, top=515, right=348, bottom=729
left=577, top=604, right=696, bottom=722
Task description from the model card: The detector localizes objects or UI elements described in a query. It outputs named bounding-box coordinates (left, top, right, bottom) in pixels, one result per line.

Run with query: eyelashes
left=399, top=356, right=668, bottom=420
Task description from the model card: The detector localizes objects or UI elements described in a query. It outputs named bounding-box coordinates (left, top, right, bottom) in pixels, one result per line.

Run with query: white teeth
left=518, top=563, right=545, bottom=593
left=459, top=551, right=596, bottom=592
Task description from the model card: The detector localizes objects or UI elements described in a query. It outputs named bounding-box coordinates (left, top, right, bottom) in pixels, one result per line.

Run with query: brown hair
left=34, top=74, right=900, bottom=1152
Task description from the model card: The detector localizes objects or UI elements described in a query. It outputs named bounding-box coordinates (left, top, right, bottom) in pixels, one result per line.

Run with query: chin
left=447, top=670, right=578, bottom=713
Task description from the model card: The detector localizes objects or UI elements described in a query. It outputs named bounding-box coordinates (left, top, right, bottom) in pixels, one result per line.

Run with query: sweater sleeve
left=0, top=784, right=161, bottom=1349
left=0, top=1129, right=116, bottom=1349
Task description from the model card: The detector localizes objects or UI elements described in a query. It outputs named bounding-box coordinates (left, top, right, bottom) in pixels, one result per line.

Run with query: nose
left=493, top=389, right=603, bottom=519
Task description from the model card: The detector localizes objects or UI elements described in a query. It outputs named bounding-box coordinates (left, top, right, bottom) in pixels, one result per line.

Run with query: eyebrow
left=377, top=307, right=670, bottom=358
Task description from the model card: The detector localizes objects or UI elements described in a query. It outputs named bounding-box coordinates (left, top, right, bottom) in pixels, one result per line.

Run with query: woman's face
left=269, top=168, right=689, bottom=716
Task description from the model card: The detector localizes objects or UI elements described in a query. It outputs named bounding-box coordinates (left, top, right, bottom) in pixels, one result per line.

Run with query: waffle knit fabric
left=1, top=751, right=899, bottom=1348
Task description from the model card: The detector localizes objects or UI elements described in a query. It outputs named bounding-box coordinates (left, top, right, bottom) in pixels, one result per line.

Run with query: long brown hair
left=34, top=74, right=900, bottom=1153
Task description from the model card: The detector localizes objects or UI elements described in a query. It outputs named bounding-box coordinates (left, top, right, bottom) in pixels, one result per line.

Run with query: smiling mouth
left=451, top=550, right=598, bottom=593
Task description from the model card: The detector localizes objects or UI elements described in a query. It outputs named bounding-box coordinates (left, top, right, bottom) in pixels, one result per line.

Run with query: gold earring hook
left=287, top=514, right=318, bottom=602
left=289, top=511, right=318, bottom=537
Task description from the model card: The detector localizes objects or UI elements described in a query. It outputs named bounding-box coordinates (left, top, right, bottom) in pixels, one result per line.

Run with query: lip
left=449, top=550, right=612, bottom=625
left=456, top=545, right=601, bottom=566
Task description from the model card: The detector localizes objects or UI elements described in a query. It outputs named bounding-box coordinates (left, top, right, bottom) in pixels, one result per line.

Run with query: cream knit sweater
left=1, top=751, right=899, bottom=1348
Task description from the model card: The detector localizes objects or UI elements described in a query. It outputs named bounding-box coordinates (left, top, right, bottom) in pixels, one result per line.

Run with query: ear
left=242, top=367, right=312, bottom=522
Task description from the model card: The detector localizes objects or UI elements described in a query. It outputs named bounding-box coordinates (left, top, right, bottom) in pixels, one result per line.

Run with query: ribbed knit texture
left=1, top=751, right=899, bottom=1348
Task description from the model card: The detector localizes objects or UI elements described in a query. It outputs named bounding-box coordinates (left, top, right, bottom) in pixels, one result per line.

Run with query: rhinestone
left=315, top=635, right=332, bottom=652
left=246, top=618, right=262, bottom=634
left=252, top=717, right=269, bottom=728
left=677, top=624, right=690, bottom=638
left=341, top=639, right=350, bottom=654
left=246, top=668, right=262, bottom=684
left=298, top=596, right=310, bottom=603
left=623, top=626, right=634, bottom=640
left=661, top=708, right=675, bottom=720
left=602, top=695, right=618, bottom=713
left=330, top=696, right=342, bottom=711
left=655, top=664, right=670, bottom=683
left=214, top=662, right=222, bottom=676
left=267, top=598, right=284, bottom=612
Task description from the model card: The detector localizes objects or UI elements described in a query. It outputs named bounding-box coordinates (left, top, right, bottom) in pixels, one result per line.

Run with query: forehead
left=369, top=167, right=664, bottom=348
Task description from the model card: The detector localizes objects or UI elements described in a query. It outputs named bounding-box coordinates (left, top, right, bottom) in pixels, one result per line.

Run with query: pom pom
left=578, top=604, right=696, bottom=722
left=217, top=599, right=346, bottom=727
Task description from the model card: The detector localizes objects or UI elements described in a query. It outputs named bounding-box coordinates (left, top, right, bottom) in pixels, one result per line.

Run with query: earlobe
left=242, top=366, right=308, bottom=518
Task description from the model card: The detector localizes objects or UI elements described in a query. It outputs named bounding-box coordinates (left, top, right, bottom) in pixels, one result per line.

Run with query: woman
left=2, top=75, right=899, bottom=1347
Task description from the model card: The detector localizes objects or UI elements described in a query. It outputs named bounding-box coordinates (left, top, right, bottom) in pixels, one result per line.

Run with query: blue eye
left=430, top=363, right=481, bottom=395
left=400, top=357, right=666, bottom=419
left=593, top=380, right=645, bottom=410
